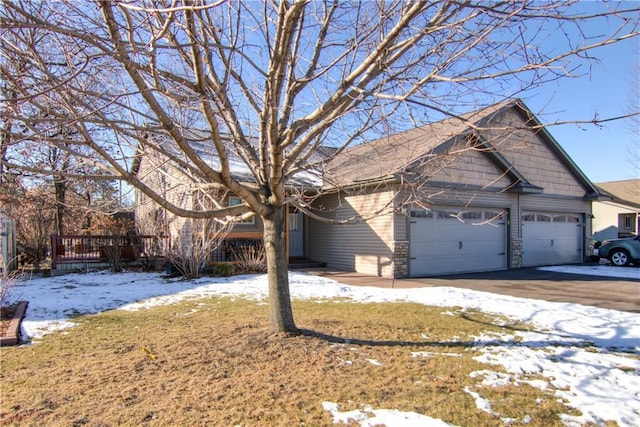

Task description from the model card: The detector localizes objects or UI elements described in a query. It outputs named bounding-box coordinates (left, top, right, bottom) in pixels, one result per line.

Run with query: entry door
left=288, top=212, right=304, bottom=257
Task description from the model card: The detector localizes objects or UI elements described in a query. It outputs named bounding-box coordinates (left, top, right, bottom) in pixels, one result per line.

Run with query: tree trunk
left=54, top=176, right=66, bottom=235
left=262, top=205, right=298, bottom=334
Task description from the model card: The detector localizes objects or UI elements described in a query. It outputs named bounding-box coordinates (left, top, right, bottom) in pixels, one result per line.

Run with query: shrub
left=233, top=244, right=267, bottom=274
left=214, top=263, right=234, bottom=277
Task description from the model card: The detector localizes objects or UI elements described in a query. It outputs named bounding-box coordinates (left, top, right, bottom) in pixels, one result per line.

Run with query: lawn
left=0, top=269, right=638, bottom=426
left=1, top=298, right=574, bottom=426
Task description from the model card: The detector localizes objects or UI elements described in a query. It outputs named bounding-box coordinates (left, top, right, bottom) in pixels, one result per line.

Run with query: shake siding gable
left=427, top=146, right=513, bottom=190
left=484, top=109, right=585, bottom=197
left=308, top=190, right=396, bottom=277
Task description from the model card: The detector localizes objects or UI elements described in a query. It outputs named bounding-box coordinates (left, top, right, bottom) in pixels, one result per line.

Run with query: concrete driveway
left=306, top=265, right=640, bottom=313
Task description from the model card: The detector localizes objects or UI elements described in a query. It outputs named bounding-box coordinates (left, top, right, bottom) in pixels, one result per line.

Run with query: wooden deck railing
left=50, top=235, right=167, bottom=269
left=50, top=233, right=266, bottom=270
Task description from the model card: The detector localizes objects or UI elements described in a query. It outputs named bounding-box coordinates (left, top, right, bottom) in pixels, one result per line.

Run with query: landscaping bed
left=0, top=300, right=28, bottom=346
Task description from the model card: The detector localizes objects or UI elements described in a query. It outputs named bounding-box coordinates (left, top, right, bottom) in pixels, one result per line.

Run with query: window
left=461, top=211, right=482, bottom=220
left=410, top=209, right=435, bottom=219
left=288, top=214, right=299, bottom=231
left=485, top=211, right=500, bottom=220
left=553, top=215, right=567, bottom=223
left=229, top=197, right=255, bottom=224
left=522, top=213, right=535, bottom=222
left=537, top=214, right=551, bottom=222
left=623, top=214, right=632, bottom=230
left=437, top=210, right=458, bottom=220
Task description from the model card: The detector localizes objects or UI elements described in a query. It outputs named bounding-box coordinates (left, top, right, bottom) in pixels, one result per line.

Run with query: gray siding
left=135, top=150, right=264, bottom=241
left=308, top=190, right=395, bottom=276
left=394, top=211, right=407, bottom=241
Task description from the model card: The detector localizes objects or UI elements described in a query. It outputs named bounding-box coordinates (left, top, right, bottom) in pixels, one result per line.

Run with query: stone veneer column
left=392, top=241, right=409, bottom=278
left=511, top=238, right=523, bottom=268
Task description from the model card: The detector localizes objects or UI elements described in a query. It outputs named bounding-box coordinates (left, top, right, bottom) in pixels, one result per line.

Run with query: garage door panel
left=409, top=208, right=507, bottom=277
left=522, top=212, right=583, bottom=267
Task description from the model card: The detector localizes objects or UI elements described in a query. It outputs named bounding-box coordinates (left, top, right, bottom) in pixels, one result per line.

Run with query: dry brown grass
left=0, top=298, right=576, bottom=426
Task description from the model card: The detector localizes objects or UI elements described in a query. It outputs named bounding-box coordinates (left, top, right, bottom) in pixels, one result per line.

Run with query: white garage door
left=409, top=208, right=507, bottom=277
left=522, top=212, right=583, bottom=267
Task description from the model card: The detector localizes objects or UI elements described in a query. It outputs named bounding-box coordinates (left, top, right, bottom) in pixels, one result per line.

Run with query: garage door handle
left=550, top=239, right=554, bottom=247
left=459, top=241, right=463, bottom=250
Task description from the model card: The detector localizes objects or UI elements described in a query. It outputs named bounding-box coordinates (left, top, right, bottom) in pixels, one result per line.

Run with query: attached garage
left=409, top=207, right=507, bottom=276
left=522, top=211, right=584, bottom=266
left=308, top=100, right=605, bottom=279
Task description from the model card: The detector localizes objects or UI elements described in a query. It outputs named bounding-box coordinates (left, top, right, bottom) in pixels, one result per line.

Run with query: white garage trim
left=522, top=211, right=583, bottom=267
left=409, top=207, right=507, bottom=277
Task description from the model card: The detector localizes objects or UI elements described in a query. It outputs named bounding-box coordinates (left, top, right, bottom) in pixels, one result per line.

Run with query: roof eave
left=507, top=182, right=544, bottom=194
left=585, top=192, right=613, bottom=202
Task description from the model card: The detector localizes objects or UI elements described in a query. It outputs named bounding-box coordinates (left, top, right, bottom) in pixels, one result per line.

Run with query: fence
left=1, top=216, right=17, bottom=273
left=208, top=238, right=263, bottom=265
left=51, top=234, right=266, bottom=271
left=51, top=234, right=167, bottom=269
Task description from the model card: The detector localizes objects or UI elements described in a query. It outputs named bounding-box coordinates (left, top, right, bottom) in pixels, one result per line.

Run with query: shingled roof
left=595, top=179, right=640, bottom=208
left=324, top=99, right=515, bottom=188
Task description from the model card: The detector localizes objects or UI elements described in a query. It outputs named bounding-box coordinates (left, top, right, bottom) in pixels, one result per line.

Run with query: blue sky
left=524, top=7, right=639, bottom=184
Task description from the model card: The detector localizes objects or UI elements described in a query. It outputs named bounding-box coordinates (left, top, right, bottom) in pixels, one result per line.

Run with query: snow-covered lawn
left=9, top=265, right=640, bottom=427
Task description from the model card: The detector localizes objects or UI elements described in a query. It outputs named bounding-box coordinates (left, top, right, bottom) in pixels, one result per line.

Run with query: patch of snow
left=322, top=401, right=457, bottom=427
left=538, top=264, right=640, bottom=280
left=463, top=386, right=496, bottom=415
left=411, top=351, right=462, bottom=358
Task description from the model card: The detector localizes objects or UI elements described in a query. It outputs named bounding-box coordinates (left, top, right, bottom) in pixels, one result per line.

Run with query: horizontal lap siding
left=308, top=191, right=395, bottom=277
left=135, top=152, right=264, bottom=240
left=521, top=195, right=590, bottom=214
left=136, top=152, right=193, bottom=238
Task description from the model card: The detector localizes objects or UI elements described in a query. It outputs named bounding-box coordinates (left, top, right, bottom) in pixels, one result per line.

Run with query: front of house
left=135, top=99, right=606, bottom=278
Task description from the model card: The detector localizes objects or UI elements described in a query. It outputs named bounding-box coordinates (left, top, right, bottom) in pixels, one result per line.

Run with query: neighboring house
left=135, top=99, right=607, bottom=277
left=0, top=211, right=17, bottom=273
left=592, top=179, right=640, bottom=241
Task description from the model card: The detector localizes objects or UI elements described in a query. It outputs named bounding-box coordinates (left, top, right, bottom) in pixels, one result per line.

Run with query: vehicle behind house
left=598, top=236, right=640, bottom=267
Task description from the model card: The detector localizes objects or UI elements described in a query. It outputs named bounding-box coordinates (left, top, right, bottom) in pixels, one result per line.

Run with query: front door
left=288, top=212, right=304, bottom=257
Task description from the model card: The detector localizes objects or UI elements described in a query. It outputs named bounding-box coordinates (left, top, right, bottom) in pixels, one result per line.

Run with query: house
left=592, top=179, right=640, bottom=241
left=135, top=99, right=606, bottom=277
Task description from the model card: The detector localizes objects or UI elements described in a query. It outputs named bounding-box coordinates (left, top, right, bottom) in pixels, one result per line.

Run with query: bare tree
left=1, top=1, right=638, bottom=333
